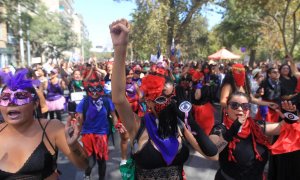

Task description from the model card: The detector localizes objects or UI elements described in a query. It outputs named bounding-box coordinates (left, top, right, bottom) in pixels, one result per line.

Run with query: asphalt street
left=57, top=104, right=222, bottom=180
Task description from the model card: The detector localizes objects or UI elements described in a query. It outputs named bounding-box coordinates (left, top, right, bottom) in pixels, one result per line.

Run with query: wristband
left=283, top=110, right=299, bottom=124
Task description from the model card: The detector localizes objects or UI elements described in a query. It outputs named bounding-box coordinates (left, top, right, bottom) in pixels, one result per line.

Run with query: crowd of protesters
left=1, top=20, right=300, bottom=180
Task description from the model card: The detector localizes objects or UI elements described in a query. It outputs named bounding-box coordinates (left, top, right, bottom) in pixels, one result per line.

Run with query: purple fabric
left=46, top=94, right=63, bottom=101
left=87, top=97, right=103, bottom=120
left=194, top=82, right=203, bottom=89
left=126, top=83, right=137, bottom=98
left=46, top=81, right=63, bottom=99
left=144, top=113, right=179, bottom=165
left=259, top=105, right=268, bottom=121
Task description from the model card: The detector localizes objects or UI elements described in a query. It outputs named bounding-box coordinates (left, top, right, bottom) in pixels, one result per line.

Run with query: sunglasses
left=0, top=90, right=34, bottom=106
left=228, top=101, right=250, bottom=111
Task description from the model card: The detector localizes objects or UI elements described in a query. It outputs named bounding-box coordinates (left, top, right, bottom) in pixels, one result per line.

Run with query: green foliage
left=82, top=38, right=92, bottom=59
left=125, top=0, right=212, bottom=60
left=29, top=5, right=78, bottom=58
left=216, top=0, right=300, bottom=60
left=0, top=0, right=38, bottom=41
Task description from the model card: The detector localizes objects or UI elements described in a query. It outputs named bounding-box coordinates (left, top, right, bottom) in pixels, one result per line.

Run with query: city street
left=57, top=105, right=221, bottom=180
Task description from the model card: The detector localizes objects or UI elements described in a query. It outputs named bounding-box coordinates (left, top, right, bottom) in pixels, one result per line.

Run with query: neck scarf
left=144, top=113, right=179, bottom=165
left=74, top=80, right=83, bottom=89
left=86, top=97, right=103, bottom=120
left=223, top=115, right=270, bottom=162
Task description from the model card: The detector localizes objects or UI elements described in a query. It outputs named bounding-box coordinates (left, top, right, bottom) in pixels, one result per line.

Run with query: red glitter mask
left=86, top=81, right=104, bottom=97
left=232, top=64, right=245, bottom=87
left=153, top=95, right=174, bottom=115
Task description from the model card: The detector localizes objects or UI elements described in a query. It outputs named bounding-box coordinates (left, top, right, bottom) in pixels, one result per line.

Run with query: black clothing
left=211, top=124, right=269, bottom=180
left=133, top=139, right=189, bottom=170
left=280, top=76, right=297, bottom=96
left=260, top=79, right=281, bottom=104
left=0, top=120, right=57, bottom=180
left=68, top=80, right=84, bottom=93
left=268, top=150, right=300, bottom=180
left=191, top=85, right=211, bottom=105
left=132, top=121, right=189, bottom=180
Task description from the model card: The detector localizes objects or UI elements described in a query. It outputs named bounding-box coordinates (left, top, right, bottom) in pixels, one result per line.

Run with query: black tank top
left=0, top=119, right=58, bottom=180
left=132, top=121, right=190, bottom=180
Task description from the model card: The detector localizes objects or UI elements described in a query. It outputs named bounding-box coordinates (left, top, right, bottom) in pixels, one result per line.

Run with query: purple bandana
left=144, top=113, right=179, bottom=165
left=126, top=83, right=136, bottom=98
left=87, top=97, right=103, bottom=120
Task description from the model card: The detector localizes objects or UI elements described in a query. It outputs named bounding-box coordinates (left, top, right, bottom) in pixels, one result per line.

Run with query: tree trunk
left=249, top=49, right=256, bottom=68
left=167, top=0, right=176, bottom=56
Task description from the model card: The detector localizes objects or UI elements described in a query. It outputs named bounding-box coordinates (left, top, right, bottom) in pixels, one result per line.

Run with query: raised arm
left=110, top=19, right=139, bottom=139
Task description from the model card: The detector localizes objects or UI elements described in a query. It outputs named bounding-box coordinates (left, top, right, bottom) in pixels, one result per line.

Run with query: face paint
left=87, top=85, right=103, bottom=97
left=232, top=64, right=246, bottom=87
left=0, top=89, right=34, bottom=106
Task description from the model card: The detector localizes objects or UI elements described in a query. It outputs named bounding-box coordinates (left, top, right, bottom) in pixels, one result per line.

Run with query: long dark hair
left=279, top=64, right=292, bottom=78
left=157, top=79, right=178, bottom=138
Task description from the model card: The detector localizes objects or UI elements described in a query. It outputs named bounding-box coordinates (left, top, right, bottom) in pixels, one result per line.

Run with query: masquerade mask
left=228, top=101, right=250, bottom=111
left=0, top=89, right=34, bottom=106
left=232, top=64, right=245, bottom=87
left=153, top=95, right=175, bottom=115
left=87, top=85, right=103, bottom=96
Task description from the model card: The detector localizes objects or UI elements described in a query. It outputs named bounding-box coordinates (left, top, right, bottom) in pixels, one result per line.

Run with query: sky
left=74, top=0, right=223, bottom=51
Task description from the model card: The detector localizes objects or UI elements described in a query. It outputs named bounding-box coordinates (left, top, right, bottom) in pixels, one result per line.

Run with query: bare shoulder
left=37, top=119, right=65, bottom=134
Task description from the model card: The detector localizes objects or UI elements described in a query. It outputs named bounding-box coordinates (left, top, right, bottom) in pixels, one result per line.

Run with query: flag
left=157, top=43, right=161, bottom=59
left=171, top=38, right=175, bottom=56
left=170, top=38, right=176, bottom=62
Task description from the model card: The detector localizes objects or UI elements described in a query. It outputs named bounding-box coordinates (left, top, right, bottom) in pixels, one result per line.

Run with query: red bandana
left=223, top=115, right=270, bottom=162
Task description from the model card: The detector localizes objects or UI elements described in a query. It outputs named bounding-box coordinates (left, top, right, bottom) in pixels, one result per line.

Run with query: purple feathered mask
left=0, top=69, right=40, bottom=91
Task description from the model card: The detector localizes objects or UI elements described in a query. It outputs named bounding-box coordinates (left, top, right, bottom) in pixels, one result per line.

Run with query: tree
left=217, top=0, right=300, bottom=59
left=0, top=0, right=38, bottom=64
left=82, top=38, right=92, bottom=59
left=117, top=0, right=212, bottom=60
left=29, top=5, right=78, bottom=59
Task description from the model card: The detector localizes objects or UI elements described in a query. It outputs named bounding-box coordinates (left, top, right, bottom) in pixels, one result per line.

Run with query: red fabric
left=140, top=74, right=165, bottom=101
left=188, top=69, right=195, bottom=76
left=223, top=115, right=270, bottom=162
left=156, top=67, right=167, bottom=76
left=255, top=108, right=279, bottom=123
left=270, top=122, right=300, bottom=155
left=232, top=64, right=245, bottom=87
left=192, top=71, right=204, bottom=81
left=295, top=77, right=300, bottom=93
left=81, top=134, right=109, bottom=160
left=193, top=103, right=215, bottom=135
left=203, top=68, right=209, bottom=74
